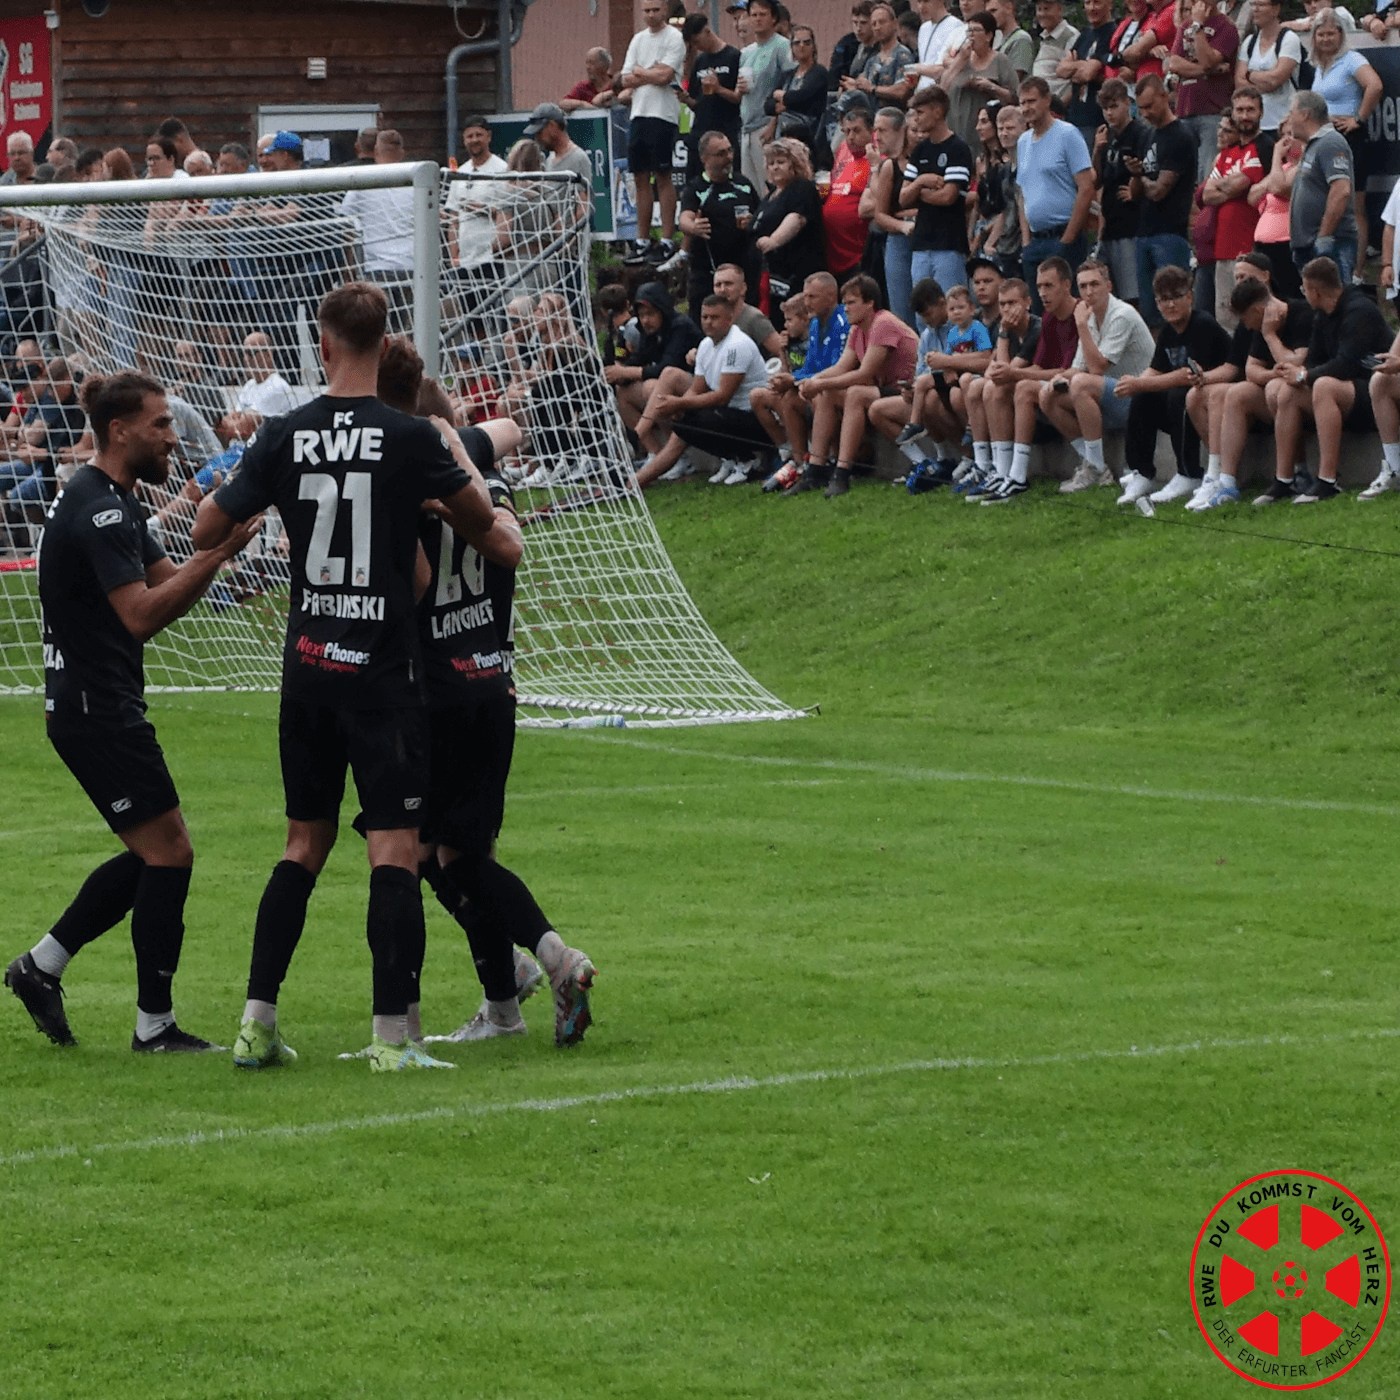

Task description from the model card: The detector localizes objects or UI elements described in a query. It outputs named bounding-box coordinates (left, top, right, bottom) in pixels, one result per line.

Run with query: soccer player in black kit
left=375, top=351, right=597, bottom=1047
left=4, top=372, right=261, bottom=1051
left=192, top=283, right=494, bottom=1072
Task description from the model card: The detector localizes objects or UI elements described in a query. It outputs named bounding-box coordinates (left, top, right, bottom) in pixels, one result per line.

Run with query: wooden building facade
left=0, top=0, right=502, bottom=166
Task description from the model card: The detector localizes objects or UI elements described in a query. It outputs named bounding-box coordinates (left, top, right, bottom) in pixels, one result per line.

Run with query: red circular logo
left=1191, top=1170, right=1391, bottom=1390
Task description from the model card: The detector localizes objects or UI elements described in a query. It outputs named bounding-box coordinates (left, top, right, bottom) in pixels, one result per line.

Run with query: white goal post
left=0, top=161, right=804, bottom=727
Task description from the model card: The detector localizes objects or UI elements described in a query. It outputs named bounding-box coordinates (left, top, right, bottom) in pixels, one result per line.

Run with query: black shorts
left=279, top=700, right=428, bottom=830
left=628, top=116, right=679, bottom=174
left=49, top=717, right=180, bottom=834
left=1341, top=383, right=1377, bottom=435
left=423, top=686, right=516, bottom=856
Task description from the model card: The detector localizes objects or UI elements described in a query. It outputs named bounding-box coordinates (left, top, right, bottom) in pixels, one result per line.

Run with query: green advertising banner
left=485, top=110, right=615, bottom=238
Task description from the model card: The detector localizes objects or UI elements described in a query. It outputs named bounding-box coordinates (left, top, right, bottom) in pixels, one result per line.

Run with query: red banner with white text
left=0, top=17, right=51, bottom=170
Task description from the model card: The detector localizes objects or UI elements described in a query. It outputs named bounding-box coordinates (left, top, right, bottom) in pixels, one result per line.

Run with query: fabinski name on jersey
left=301, top=589, right=386, bottom=620
left=292, top=422, right=385, bottom=465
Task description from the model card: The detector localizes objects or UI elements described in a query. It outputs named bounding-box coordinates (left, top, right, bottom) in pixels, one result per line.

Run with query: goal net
left=0, top=163, right=803, bottom=727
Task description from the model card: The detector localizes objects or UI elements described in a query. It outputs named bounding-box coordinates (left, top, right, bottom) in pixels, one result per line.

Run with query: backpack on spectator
left=1241, top=31, right=1314, bottom=94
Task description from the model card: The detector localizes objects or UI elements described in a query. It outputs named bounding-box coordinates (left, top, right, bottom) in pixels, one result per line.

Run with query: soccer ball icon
left=1273, top=1263, right=1307, bottom=1300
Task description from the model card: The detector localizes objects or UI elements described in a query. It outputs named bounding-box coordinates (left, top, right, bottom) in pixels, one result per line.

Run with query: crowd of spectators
left=568, top=0, right=1400, bottom=508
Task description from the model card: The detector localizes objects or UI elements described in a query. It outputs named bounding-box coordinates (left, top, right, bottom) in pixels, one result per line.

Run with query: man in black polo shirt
left=5, top=373, right=260, bottom=1051
left=678, top=130, right=761, bottom=313
left=194, top=282, right=494, bottom=1072
left=1061, top=0, right=1116, bottom=149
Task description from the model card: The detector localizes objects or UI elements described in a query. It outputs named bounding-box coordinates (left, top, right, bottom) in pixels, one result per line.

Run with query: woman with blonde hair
left=752, top=137, right=825, bottom=308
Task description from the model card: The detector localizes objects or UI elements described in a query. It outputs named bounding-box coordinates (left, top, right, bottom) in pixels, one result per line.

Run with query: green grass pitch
left=1, top=482, right=1396, bottom=1398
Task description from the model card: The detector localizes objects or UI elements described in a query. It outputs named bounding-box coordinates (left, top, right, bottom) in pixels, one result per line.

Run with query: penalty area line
left=2, top=1026, right=1396, bottom=1170
left=589, top=736, right=1400, bottom=819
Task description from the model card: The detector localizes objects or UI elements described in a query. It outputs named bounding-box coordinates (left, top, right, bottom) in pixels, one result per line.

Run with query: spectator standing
left=446, top=116, right=509, bottom=290
left=767, top=24, right=829, bottom=145
left=1016, top=77, right=1095, bottom=300
left=1121, top=0, right=1179, bottom=83
left=1202, top=87, right=1270, bottom=325
left=829, top=2, right=878, bottom=93
left=1107, top=0, right=1153, bottom=86
left=908, top=0, right=969, bottom=92
left=347, top=128, right=377, bottom=165
left=1061, top=0, right=1118, bottom=149
left=988, top=0, right=1036, bottom=78
left=1308, top=11, right=1381, bottom=280
left=843, top=4, right=916, bottom=108
left=866, top=107, right=918, bottom=324
left=1031, top=0, right=1081, bottom=103
left=1251, top=114, right=1301, bottom=297
left=824, top=108, right=875, bottom=283
left=620, top=0, right=688, bottom=263
left=1263, top=257, right=1391, bottom=504
left=680, top=131, right=761, bottom=313
left=527, top=102, right=596, bottom=230
left=1, top=132, right=36, bottom=187
left=1235, top=0, right=1301, bottom=136
left=560, top=48, right=616, bottom=111
left=754, top=138, right=828, bottom=305
left=737, top=0, right=793, bottom=192
left=944, top=13, right=1019, bottom=150
left=1169, top=0, right=1240, bottom=183
left=901, top=85, right=975, bottom=295
left=340, top=130, right=415, bottom=316
left=1126, top=74, right=1197, bottom=328
left=683, top=16, right=742, bottom=158
left=1288, top=90, right=1357, bottom=288
left=976, top=104, right=1028, bottom=278
left=1094, top=79, right=1148, bottom=306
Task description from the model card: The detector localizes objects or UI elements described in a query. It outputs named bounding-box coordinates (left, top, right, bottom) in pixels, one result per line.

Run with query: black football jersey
left=39, top=465, right=167, bottom=726
left=418, top=427, right=516, bottom=704
left=214, top=395, right=469, bottom=709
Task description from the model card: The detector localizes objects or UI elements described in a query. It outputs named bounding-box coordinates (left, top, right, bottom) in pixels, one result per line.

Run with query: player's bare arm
left=108, top=516, right=263, bottom=643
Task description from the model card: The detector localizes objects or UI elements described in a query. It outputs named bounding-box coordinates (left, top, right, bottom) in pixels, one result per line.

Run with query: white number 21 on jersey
left=299, top=471, right=371, bottom=586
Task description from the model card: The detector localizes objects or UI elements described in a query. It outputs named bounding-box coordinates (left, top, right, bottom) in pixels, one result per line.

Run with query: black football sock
left=438, top=855, right=514, bottom=1003
left=46, top=851, right=144, bottom=958
left=129, top=865, right=192, bottom=1015
left=245, top=860, right=317, bottom=1004
left=367, top=865, right=420, bottom=1017
left=472, top=859, right=552, bottom=956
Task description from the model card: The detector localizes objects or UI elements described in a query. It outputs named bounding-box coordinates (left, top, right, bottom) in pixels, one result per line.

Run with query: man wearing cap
left=261, top=130, right=305, bottom=171
left=525, top=103, right=594, bottom=225
left=620, top=0, right=687, bottom=263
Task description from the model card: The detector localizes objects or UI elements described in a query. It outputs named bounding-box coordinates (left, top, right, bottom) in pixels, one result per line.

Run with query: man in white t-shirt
left=620, top=0, right=687, bottom=263
left=635, top=294, right=774, bottom=486
left=445, top=114, right=509, bottom=272
left=234, top=332, right=309, bottom=420
left=905, top=0, right=968, bottom=92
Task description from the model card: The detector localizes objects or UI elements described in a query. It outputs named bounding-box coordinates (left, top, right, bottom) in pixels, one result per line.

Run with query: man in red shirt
left=1202, top=86, right=1270, bottom=326
left=560, top=48, right=616, bottom=111
left=981, top=255, right=1081, bottom=497
left=789, top=273, right=919, bottom=497
left=823, top=108, right=874, bottom=283
left=1119, top=0, right=1178, bottom=81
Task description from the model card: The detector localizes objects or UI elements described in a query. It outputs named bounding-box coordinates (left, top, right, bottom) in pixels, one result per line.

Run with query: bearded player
left=5, top=373, right=261, bottom=1052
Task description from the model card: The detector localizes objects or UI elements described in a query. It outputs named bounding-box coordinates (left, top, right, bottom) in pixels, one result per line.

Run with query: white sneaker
left=1194, top=481, right=1240, bottom=510
left=1115, top=470, right=1155, bottom=505
left=1149, top=472, right=1199, bottom=504
left=423, top=1007, right=527, bottom=1043
left=655, top=247, right=689, bottom=274
left=722, top=463, right=750, bottom=485
left=1185, top=475, right=1219, bottom=510
left=522, top=464, right=555, bottom=488
left=707, top=461, right=732, bottom=484
left=1060, top=462, right=1113, bottom=493
left=657, top=453, right=696, bottom=482
left=1358, top=466, right=1400, bottom=501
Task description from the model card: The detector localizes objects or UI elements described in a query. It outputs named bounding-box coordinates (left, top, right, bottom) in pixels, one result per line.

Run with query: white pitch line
left=3, top=1026, right=1394, bottom=1171
left=509, top=776, right=837, bottom=803
left=583, top=736, right=1400, bottom=819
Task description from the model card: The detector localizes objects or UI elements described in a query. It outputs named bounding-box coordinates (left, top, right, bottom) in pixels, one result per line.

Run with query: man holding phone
left=1109, top=263, right=1233, bottom=506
